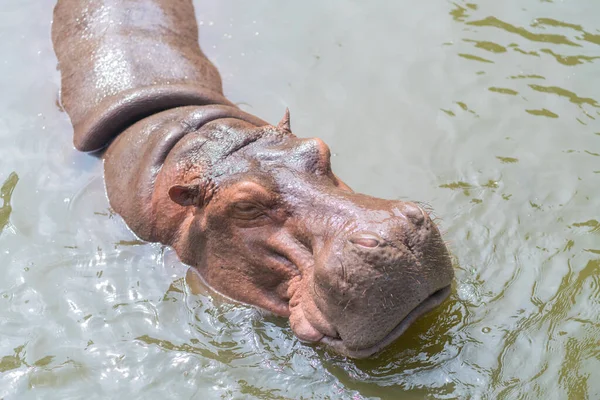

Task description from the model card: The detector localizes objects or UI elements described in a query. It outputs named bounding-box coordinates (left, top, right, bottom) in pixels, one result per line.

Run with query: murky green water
left=1, top=1, right=598, bottom=398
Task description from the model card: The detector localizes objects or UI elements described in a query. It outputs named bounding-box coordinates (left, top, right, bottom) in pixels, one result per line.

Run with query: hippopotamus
left=51, top=0, right=453, bottom=358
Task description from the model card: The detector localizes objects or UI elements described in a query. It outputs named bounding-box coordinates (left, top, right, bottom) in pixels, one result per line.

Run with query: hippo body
left=52, top=0, right=454, bottom=358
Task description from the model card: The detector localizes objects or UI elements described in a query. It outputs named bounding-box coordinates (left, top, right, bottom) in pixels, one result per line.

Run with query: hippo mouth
left=319, top=285, right=452, bottom=358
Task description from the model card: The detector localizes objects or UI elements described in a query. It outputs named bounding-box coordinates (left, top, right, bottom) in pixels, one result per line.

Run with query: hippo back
left=52, top=0, right=233, bottom=151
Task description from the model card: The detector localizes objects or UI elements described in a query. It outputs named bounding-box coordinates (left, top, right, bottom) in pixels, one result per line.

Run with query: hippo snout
left=300, top=201, right=453, bottom=358
left=348, top=232, right=382, bottom=248
left=399, top=201, right=427, bottom=226
left=348, top=202, right=427, bottom=249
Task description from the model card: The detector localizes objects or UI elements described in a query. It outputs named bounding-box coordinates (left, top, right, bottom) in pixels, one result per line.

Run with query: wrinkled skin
left=52, top=0, right=454, bottom=358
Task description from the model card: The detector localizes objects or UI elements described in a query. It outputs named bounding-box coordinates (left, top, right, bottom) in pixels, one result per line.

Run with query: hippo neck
left=52, top=0, right=236, bottom=152
left=103, top=104, right=268, bottom=245
left=73, top=85, right=237, bottom=152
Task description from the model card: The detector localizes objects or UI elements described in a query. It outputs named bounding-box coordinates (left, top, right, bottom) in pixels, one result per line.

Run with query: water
left=1, top=0, right=598, bottom=398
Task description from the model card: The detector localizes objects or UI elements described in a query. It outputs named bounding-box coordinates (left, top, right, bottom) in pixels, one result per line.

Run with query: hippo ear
left=168, top=183, right=206, bottom=207
left=276, top=108, right=291, bottom=133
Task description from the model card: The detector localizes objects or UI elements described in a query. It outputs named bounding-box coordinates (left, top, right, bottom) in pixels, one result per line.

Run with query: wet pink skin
left=52, top=0, right=454, bottom=358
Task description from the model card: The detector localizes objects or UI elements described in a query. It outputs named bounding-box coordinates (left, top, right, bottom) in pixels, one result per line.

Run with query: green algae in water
left=0, top=172, right=18, bottom=234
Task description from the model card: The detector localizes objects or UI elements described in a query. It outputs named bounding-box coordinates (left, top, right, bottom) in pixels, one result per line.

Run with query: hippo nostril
left=401, top=202, right=426, bottom=226
left=349, top=233, right=381, bottom=249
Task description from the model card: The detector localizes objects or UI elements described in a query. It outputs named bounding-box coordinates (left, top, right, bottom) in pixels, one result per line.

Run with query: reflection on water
left=0, top=0, right=599, bottom=398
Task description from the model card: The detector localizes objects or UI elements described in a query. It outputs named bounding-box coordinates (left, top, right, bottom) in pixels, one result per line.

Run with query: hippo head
left=167, top=111, right=453, bottom=358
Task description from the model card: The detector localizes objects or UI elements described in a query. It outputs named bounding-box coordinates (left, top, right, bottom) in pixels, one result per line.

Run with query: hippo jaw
left=165, top=118, right=453, bottom=358
left=284, top=196, right=454, bottom=358
left=291, top=282, right=452, bottom=359
left=320, top=286, right=452, bottom=358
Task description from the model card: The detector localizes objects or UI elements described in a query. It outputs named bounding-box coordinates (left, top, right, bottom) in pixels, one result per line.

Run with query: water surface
left=0, top=0, right=598, bottom=398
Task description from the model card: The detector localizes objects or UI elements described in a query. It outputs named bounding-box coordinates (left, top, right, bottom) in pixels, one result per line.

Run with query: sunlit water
left=1, top=1, right=599, bottom=399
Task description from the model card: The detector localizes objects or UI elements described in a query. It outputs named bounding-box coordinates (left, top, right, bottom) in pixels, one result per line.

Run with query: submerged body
left=52, top=0, right=453, bottom=358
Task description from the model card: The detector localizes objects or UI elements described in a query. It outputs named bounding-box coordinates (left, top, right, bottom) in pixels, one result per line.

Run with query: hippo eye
left=231, top=202, right=264, bottom=220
